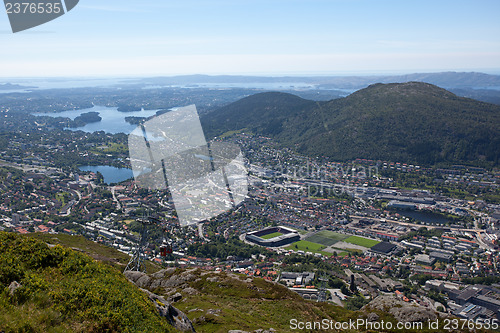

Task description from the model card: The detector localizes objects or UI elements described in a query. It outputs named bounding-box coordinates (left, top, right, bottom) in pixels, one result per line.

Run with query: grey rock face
left=8, top=281, right=22, bottom=296
left=362, top=295, right=437, bottom=323
left=125, top=270, right=195, bottom=332
left=167, top=292, right=183, bottom=303
left=141, top=288, right=195, bottom=332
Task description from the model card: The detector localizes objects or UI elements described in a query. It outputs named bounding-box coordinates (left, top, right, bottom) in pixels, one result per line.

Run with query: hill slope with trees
left=202, top=82, right=500, bottom=166
left=0, top=231, right=175, bottom=332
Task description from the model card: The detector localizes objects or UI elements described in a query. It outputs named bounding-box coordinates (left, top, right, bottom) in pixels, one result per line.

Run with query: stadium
left=245, top=226, right=300, bottom=247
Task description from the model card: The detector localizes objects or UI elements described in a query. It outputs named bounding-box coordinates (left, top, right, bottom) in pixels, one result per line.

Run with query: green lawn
left=292, top=240, right=325, bottom=251
left=260, top=232, right=283, bottom=239
left=285, top=240, right=332, bottom=257
left=95, top=142, right=128, bottom=154
left=305, top=230, right=349, bottom=246
left=344, top=235, right=380, bottom=248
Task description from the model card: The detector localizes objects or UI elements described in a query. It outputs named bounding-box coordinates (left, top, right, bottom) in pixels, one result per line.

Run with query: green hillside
left=202, top=82, right=500, bottom=166
left=0, top=231, right=175, bottom=332
left=26, top=233, right=161, bottom=274
left=201, top=91, right=317, bottom=138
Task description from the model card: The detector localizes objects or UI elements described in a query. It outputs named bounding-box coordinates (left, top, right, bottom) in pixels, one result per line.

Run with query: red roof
left=442, top=235, right=457, bottom=240
left=38, top=225, right=50, bottom=233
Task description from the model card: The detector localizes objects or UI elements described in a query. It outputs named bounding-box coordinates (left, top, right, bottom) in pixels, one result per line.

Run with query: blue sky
left=1, top=0, right=499, bottom=77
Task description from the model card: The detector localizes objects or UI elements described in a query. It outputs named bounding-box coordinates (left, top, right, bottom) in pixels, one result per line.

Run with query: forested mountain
left=201, top=91, right=317, bottom=138
left=202, top=82, right=500, bottom=166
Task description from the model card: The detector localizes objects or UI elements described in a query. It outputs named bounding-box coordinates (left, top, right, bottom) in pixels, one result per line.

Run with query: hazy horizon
left=2, top=70, right=500, bottom=80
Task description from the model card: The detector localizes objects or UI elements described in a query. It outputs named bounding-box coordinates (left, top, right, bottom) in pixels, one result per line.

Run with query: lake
left=34, top=105, right=161, bottom=134
left=395, top=209, right=451, bottom=225
left=78, top=165, right=133, bottom=184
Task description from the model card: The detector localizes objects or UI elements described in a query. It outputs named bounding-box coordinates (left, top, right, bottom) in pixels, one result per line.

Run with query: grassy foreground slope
left=0, top=231, right=174, bottom=333
left=2, top=232, right=490, bottom=333
left=129, top=267, right=360, bottom=332
left=26, top=232, right=161, bottom=274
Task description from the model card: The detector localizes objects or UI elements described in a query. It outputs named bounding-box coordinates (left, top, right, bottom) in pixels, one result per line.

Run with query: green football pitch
left=344, top=235, right=380, bottom=248
left=305, top=230, right=349, bottom=246
left=260, top=232, right=283, bottom=239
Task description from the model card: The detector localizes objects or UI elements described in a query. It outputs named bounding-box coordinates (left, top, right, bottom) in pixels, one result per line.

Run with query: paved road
left=111, top=186, right=121, bottom=209
left=0, top=160, right=61, bottom=174
left=327, top=288, right=346, bottom=307
left=198, top=222, right=210, bottom=242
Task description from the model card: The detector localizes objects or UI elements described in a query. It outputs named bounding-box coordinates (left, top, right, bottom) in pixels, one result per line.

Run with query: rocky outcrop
left=125, top=268, right=199, bottom=290
left=167, top=292, right=183, bottom=303
left=140, top=287, right=195, bottom=332
left=362, top=295, right=438, bottom=323
left=8, top=281, right=21, bottom=296
left=124, top=270, right=195, bottom=332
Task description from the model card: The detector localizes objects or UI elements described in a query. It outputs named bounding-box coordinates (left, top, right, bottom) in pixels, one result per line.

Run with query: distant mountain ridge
left=134, top=71, right=500, bottom=89
left=135, top=72, right=500, bottom=105
left=201, top=82, right=500, bottom=166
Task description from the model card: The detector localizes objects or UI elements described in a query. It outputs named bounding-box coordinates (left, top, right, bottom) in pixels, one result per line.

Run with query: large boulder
left=125, top=270, right=195, bottom=332
left=362, top=295, right=438, bottom=323
left=141, top=288, right=195, bottom=332
left=8, top=281, right=22, bottom=296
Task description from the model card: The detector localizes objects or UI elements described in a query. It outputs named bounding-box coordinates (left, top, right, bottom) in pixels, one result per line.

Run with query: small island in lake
left=124, top=116, right=146, bottom=125
left=70, top=112, right=102, bottom=127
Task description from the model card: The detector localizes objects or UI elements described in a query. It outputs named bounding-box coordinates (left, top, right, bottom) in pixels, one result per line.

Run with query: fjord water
left=34, top=105, right=160, bottom=134
left=37, top=106, right=172, bottom=184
